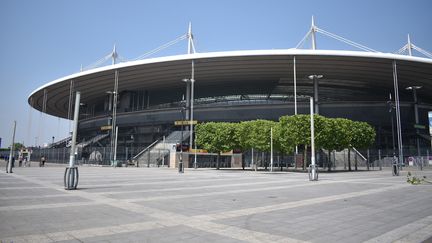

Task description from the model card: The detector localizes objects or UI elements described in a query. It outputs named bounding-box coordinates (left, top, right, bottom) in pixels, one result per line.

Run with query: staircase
left=133, top=131, right=190, bottom=167
left=76, top=134, right=109, bottom=148
left=329, top=148, right=368, bottom=170
left=48, top=136, right=72, bottom=148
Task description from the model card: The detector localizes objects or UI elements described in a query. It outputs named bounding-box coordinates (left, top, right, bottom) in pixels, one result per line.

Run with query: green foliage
left=195, top=122, right=237, bottom=153
left=406, top=171, right=431, bottom=185
left=235, top=121, right=253, bottom=151
left=322, top=118, right=352, bottom=152
left=9, top=143, right=25, bottom=151
left=245, top=120, right=277, bottom=152
left=277, top=116, right=297, bottom=154
left=278, top=114, right=327, bottom=150
left=350, top=121, right=376, bottom=149
left=196, top=115, right=376, bottom=157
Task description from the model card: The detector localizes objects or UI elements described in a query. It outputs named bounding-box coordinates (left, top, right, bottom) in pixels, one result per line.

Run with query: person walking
left=40, top=155, right=46, bottom=167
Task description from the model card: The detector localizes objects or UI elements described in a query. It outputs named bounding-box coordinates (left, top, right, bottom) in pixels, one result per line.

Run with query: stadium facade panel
left=28, top=49, right=432, bottom=159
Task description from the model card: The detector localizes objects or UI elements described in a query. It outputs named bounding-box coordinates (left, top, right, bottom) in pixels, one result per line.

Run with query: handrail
left=352, top=147, right=367, bottom=161
left=132, top=139, right=159, bottom=160
left=48, top=136, right=71, bottom=148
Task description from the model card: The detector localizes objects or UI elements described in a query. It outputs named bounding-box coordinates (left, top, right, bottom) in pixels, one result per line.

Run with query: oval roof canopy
left=29, top=49, right=432, bottom=119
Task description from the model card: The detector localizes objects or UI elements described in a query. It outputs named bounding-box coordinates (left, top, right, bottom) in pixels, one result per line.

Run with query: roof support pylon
left=311, top=16, right=317, bottom=50
left=111, top=44, right=118, bottom=65
left=407, top=34, right=413, bottom=56
left=187, top=22, right=196, bottom=54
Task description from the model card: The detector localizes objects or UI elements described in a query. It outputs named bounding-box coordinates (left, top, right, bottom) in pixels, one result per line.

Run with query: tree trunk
left=355, top=152, right=358, bottom=171
left=216, top=152, right=220, bottom=170
left=263, top=152, right=267, bottom=171
left=348, top=148, right=352, bottom=171
left=279, top=153, right=283, bottom=171
left=241, top=152, right=245, bottom=170
left=328, top=150, right=332, bottom=172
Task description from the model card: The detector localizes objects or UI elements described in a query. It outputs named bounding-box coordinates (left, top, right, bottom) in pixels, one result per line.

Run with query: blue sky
left=0, top=0, right=431, bottom=148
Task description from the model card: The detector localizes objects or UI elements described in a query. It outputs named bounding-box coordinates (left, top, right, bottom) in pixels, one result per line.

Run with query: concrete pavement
left=1, top=164, right=432, bottom=242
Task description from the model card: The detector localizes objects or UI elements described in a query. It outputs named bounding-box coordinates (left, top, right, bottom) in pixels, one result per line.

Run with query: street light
left=308, top=74, right=323, bottom=170
left=179, top=104, right=186, bottom=173
left=106, top=90, right=118, bottom=166
left=308, top=74, right=323, bottom=115
left=309, top=97, right=318, bottom=181
left=65, top=91, right=80, bottom=190
left=182, top=78, right=195, bottom=150
left=406, top=85, right=423, bottom=167
left=387, top=94, right=396, bottom=155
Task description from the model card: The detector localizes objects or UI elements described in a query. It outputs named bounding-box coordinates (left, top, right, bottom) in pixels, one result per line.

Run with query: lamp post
left=65, top=91, right=80, bottom=190
left=406, top=86, right=422, bottom=167
left=182, top=78, right=195, bottom=151
left=6, top=121, right=17, bottom=173
left=179, top=105, right=185, bottom=173
left=308, top=74, right=323, bottom=171
left=309, top=97, right=318, bottom=181
left=106, top=89, right=118, bottom=167
left=387, top=94, right=396, bottom=155
left=308, top=74, right=323, bottom=115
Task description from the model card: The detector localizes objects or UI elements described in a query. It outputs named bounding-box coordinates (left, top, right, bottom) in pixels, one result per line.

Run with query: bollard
left=392, top=155, right=399, bottom=176
left=308, top=164, right=318, bottom=181
left=378, top=149, right=382, bottom=171
left=64, top=167, right=79, bottom=190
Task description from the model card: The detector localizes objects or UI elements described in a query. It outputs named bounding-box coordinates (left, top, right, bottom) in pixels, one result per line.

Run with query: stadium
left=27, top=21, right=432, bottom=168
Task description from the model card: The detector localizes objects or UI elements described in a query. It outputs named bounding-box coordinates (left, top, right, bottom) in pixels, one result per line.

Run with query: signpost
left=174, top=120, right=197, bottom=126
left=101, top=125, right=112, bottom=131
left=414, top=124, right=426, bottom=130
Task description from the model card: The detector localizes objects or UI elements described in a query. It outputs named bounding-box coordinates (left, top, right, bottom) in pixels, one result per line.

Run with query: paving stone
left=0, top=165, right=431, bottom=242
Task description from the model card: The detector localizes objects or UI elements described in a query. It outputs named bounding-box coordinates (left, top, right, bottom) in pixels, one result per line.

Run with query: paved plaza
left=1, top=163, right=432, bottom=243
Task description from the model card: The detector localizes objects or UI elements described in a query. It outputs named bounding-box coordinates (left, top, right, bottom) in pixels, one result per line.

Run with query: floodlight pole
left=187, top=23, right=196, bottom=156
left=293, top=56, right=297, bottom=115
left=179, top=106, right=185, bottom=173
left=406, top=86, right=422, bottom=162
left=110, top=70, right=119, bottom=166
left=6, top=121, right=17, bottom=173
left=308, top=75, right=323, bottom=115
left=293, top=56, right=298, bottom=163
left=189, top=63, right=195, bottom=152
left=270, top=127, right=273, bottom=172
left=65, top=91, right=80, bottom=190
left=309, top=97, right=318, bottom=181
left=194, top=132, right=197, bottom=169
left=113, top=126, right=119, bottom=166
left=392, top=61, right=403, bottom=175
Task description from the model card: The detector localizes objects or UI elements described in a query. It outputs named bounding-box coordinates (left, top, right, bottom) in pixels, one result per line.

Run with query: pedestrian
left=40, top=155, right=46, bottom=167
left=18, top=155, right=23, bottom=167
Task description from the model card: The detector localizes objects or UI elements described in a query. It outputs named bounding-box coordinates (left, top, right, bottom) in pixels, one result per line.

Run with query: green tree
left=350, top=121, right=376, bottom=170
left=10, top=143, right=25, bottom=151
left=351, top=121, right=376, bottom=149
left=195, top=122, right=237, bottom=169
left=276, top=116, right=296, bottom=155
left=279, top=114, right=326, bottom=170
left=246, top=120, right=277, bottom=170
left=320, top=118, right=352, bottom=171
left=233, top=121, right=252, bottom=169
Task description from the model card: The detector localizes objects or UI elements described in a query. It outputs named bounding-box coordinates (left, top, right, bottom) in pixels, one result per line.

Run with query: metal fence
left=9, top=146, right=432, bottom=170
